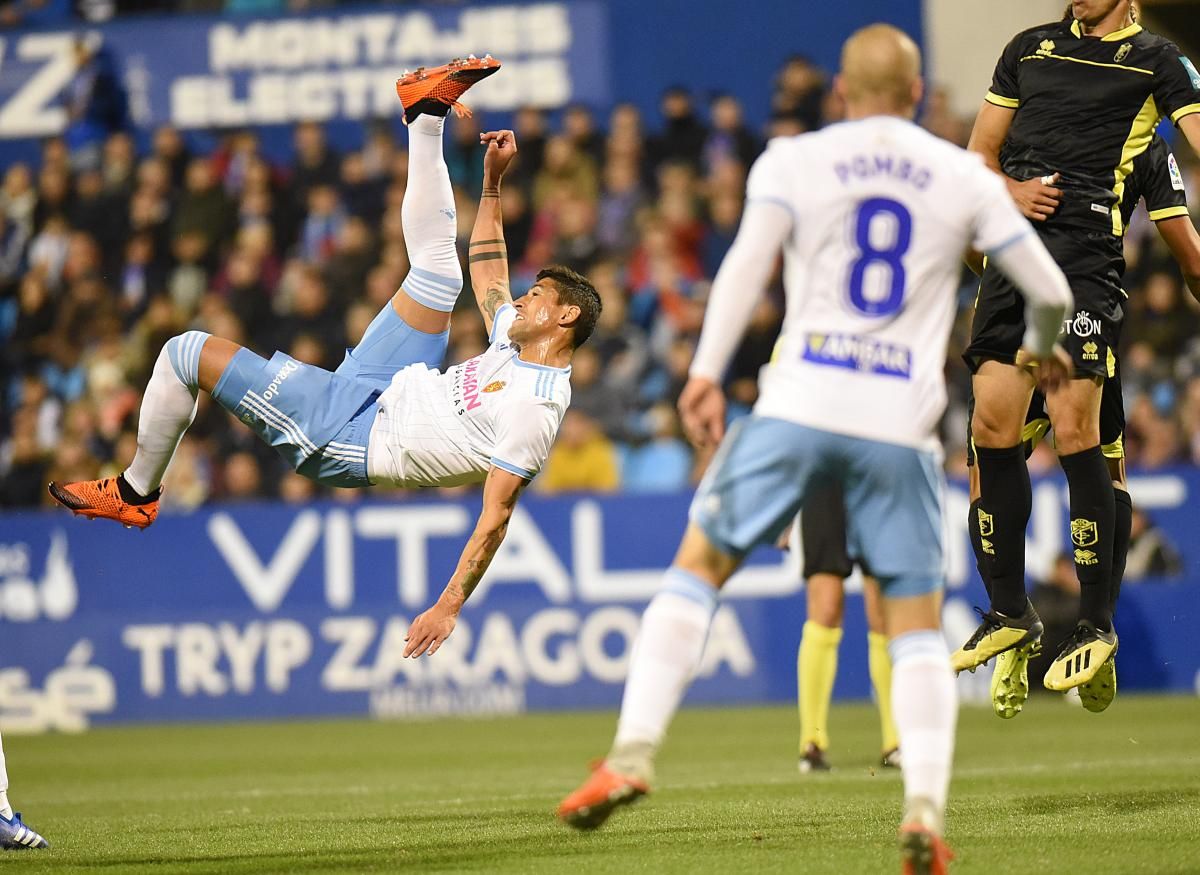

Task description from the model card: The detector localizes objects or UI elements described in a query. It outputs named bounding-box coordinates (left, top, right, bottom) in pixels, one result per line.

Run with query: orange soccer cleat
left=395, top=55, right=501, bottom=123
left=557, top=761, right=649, bottom=831
left=899, top=823, right=955, bottom=875
left=48, top=477, right=160, bottom=530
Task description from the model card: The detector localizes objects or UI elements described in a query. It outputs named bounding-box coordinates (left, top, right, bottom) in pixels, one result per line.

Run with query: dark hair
left=537, top=265, right=601, bottom=348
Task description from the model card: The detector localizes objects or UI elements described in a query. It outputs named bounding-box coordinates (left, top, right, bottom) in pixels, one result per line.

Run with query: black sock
left=116, top=473, right=158, bottom=505
left=1059, top=446, right=1115, bottom=631
left=975, top=444, right=1031, bottom=617
left=968, top=497, right=993, bottom=600
left=1110, top=487, right=1132, bottom=618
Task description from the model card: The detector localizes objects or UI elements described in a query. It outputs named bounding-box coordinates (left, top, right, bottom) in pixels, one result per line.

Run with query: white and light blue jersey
left=367, top=304, right=571, bottom=487
left=750, top=116, right=1031, bottom=450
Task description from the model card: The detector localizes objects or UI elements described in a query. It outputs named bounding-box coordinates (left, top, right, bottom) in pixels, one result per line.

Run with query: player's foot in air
left=395, top=55, right=501, bottom=123
left=0, top=811, right=49, bottom=850
left=898, top=797, right=953, bottom=875
left=47, top=476, right=160, bottom=529
left=950, top=601, right=1043, bottom=674
left=1078, top=651, right=1117, bottom=712
left=557, top=761, right=649, bottom=830
left=880, top=747, right=902, bottom=770
left=1043, top=621, right=1117, bottom=692
left=989, top=637, right=1040, bottom=719
left=798, top=742, right=832, bottom=774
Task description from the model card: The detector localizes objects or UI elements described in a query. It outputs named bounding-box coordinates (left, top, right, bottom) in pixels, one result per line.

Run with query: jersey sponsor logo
left=1071, top=518, right=1099, bottom=548
left=262, top=359, right=299, bottom=401
left=1062, top=311, right=1100, bottom=338
left=1114, top=43, right=1132, bottom=63
left=1180, top=57, right=1200, bottom=90
left=801, top=332, right=912, bottom=379
left=459, top=357, right=484, bottom=412
left=483, top=381, right=506, bottom=393
left=1037, top=39, right=1055, bottom=56
left=1082, top=341, right=1099, bottom=361
left=1169, top=153, right=1185, bottom=191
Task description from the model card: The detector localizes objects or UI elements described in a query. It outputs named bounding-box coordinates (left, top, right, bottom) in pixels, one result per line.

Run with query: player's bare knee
left=806, top=575, right=845, bottom=626
left=673, top=524, right=740, bottom=590
left=970, top=405, right=1021, bottom=448
left=1051, top=418, right=1100, bottom=454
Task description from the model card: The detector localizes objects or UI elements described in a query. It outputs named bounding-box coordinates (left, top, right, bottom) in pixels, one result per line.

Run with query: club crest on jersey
left=802, top=333, right=912, bottom=379
left=1037, top=39, right=1055, bottom=56
left=1114, top=42, right=1132, bottom=63
left=482, top=381, right=506, bottom=393
left=1071, top=518, right=1099, bottom=548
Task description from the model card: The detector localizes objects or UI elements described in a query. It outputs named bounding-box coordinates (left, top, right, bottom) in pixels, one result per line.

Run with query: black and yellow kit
left=800, top=480, right=872, bottom=581
left=965, top=19, right=1200, bottom=377
left=966, top=133, right=1191, bottom=465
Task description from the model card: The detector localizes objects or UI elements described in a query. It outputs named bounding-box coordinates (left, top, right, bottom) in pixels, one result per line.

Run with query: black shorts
left=965, top=357, right=1125, bottom=466
left=800, top=480, right=872, bottom=579
left=963, top=224, right=1124, bottom=379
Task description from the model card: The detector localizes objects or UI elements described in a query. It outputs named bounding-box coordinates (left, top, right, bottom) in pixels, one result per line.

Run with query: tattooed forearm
left=469, top=251, right=507, bottom=264
left=483, top=284, right=509, bottom=318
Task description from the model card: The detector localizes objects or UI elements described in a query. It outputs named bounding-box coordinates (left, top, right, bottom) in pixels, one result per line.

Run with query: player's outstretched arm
left=468, top=130, right=518, bottom=336
left=403, top=466, right=528, bottom=657
left=1156, top=215, right=1200, bottom=302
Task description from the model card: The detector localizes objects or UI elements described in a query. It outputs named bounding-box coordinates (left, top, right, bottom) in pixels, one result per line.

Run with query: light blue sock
left=165, top=330, right=210, bottom=393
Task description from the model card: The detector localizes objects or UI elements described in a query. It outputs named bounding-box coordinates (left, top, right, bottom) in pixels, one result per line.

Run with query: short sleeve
left=985, top=34, right=1024, bottom=109
left=1153, top=45, right=1200, bottom=126
left=490, top=398, right=560, bottom=480
left=1139, top=138, right=1189, bottom=221
left=967, top=159, right=1034, bottom=254
left=489, top=303, right=518, bottom=347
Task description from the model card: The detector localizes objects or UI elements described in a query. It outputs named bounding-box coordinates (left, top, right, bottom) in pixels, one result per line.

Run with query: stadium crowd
left=2, top=53, right=1200, bottom=509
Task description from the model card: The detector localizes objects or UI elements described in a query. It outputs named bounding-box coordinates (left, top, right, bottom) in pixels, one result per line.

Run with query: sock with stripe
left=868, top=630, right=899, bottom=754
left=797, top=620, right=842, bottom=752
left=123, top=333, right=205, bottom=497
left=1110, top=487, right=1132, bottom=617
left=400, top=114, right=462, bottom=313
left=609, top=568, right=719, bottom=781
left=975, top=444, right=1031, bottom=617
left=1059, top=446, right=1115, bottom=631
left=890, top=630, right=957, bottom=821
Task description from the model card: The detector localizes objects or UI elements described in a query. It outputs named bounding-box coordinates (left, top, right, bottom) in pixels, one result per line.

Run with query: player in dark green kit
left=953, top=0, right=1200, bottom=695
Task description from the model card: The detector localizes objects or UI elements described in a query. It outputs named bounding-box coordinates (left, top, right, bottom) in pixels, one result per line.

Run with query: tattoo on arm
left=458, top=560, right=487, bottom=600
left=469, top=251, right=507, bottom=264
left=483, top=283, right=510, bottom=319
left=469, top=239, right=505, bottom=248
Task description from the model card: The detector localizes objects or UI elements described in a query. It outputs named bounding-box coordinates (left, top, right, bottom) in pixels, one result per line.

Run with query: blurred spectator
left=1124, top=508, right=1184, bottom=579
left=649, top=87, right=707, bottom=170
left=704, top=94, right=759, bottom=174
left=772, top=56, right=826, bottom=130
left=621, top=403, right=691, bottom=493
left=62, top=37, right=128, bottom=171
left=538, top=410, right=619, bottom=494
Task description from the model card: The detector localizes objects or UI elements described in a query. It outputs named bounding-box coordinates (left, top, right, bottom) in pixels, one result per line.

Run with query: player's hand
left=678, top=376, right=726, bottom=450
left=404, top=602, right=458, bottom=658
left=481, top=130, right=518, bottom=186
left=1016, top=344, right=1073, bottom=394
left=1007, top=173, right=1061, bottom=222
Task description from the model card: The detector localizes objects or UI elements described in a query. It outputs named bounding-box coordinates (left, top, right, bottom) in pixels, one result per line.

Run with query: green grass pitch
left=2, top=694, right=1198, bottom=873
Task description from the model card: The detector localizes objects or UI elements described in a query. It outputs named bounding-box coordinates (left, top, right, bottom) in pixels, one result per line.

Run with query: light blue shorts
left=690, top=415, right=945, bottom=597
left=211, top=306, right=449, bottom=487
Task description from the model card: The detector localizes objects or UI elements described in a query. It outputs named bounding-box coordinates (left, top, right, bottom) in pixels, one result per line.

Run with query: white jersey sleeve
left=490, top=396, right=560, bottom=479
left=489, top=303, right=519, bottom=347
left=967, top=159, right=1034, bottom=254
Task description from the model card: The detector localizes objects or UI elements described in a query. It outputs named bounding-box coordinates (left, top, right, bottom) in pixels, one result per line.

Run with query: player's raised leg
left=0, top=731, right=49, bottom=850
left=951, top=360, right=1044, bottom=673
left=47, top=332, right=239, bottom=527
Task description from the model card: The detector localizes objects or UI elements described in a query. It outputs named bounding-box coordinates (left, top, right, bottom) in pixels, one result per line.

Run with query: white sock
left=889, top=630, right=958, bottom=820
left=611, top=569, right=718, bottom=772
left=0, top=731, right=11, bottom=819
left=124, top=342, right=200, bottom=495
left=399, top=114, right=462, bottom=311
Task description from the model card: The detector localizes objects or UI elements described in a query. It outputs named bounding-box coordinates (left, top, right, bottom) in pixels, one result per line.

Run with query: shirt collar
left=1070, top=18, right=1143, bottom=41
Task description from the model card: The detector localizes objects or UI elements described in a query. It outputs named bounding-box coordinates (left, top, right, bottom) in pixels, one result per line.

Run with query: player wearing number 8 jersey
left=559, top=24, right=1072, bottom=874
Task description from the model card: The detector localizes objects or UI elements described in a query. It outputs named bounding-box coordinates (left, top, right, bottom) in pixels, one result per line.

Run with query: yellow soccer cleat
left=951, top=603, right=1043, bottom=674
left=1043, top=622, right=1117, bottom=692
left=1078, top=650, right=1118, bottom=712
left=990, top=637, right=1040, bottom=719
